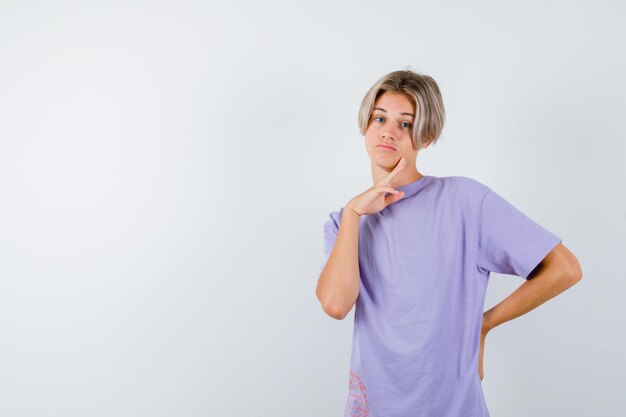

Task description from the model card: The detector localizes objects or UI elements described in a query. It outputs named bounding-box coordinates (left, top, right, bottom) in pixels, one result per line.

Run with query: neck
left=371, top=161, right=423, bottom=187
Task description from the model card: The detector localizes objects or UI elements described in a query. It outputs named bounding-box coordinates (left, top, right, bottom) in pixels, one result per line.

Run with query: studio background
left=0, top=1, right=624, bottom=416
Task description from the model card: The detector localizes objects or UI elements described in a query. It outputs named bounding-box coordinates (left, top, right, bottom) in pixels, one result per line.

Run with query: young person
left=315, top=70, right=582, bottom=417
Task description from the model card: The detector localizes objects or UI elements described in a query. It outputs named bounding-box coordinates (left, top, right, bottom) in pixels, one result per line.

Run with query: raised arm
left=316, top=157, right=408, bottom=320
left=316, top=208, right=362, bottom=320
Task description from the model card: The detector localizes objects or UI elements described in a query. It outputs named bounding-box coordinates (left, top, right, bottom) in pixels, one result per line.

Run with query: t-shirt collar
left=394, top=175, right=434, bottom=199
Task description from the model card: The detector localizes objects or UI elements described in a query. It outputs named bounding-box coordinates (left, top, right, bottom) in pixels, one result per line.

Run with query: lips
left=377, top=144, right=396, bottom=150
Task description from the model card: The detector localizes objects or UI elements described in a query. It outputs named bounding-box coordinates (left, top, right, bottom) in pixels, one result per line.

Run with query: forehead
left=373, top=92, right=415, bottom=115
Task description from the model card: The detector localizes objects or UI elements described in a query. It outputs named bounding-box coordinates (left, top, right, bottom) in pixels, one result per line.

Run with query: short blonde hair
left=358, top=70, right=446, bottom=150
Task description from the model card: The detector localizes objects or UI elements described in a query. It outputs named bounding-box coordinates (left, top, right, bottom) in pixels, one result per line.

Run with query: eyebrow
left=373, top=107, right=415, bottom=118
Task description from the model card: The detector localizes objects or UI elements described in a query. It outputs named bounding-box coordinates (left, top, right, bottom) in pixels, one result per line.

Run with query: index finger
left=379, top=156, right=406, bottom=186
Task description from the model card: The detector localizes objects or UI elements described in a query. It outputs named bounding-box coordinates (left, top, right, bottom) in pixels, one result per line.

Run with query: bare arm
left=478, top=243, right=582, bottom=379
left=481, top=242, right=583, bottom=333
left=315, top=157, right=408, bottom=320
left=316, top=207, right=362, bottom=320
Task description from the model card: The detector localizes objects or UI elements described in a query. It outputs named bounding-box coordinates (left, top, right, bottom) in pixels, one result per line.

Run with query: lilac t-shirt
left=319, top=175, right=562, bottom=417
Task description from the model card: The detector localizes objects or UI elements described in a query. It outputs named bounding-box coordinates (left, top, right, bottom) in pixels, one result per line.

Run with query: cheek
left=400, top=140, right=416, bottom=153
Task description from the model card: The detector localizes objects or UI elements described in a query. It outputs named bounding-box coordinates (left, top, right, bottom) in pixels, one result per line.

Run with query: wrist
left=344, top=205, right=362, bottom=219
left=481, top=311, right=495, bottom=334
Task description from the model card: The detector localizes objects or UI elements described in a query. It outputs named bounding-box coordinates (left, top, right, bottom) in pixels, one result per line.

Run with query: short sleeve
left=477, top=187, right=562, bottom=279
left=318, top=209, right=341, bottom=280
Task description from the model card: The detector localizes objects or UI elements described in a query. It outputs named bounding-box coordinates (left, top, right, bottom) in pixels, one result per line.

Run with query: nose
left=382, top=126, right=400, bottom=141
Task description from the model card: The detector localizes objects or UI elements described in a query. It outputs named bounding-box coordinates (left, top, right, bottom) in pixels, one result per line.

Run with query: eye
left=401, top=121, right=412, bottom=129
left=374, top=116, right=384, bottom=123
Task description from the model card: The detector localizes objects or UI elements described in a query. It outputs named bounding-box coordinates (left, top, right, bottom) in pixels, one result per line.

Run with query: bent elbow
left=326, top=305, right=349, bottom=320
left=319, top=300, right=347, bottom=320
left=563, top=250, right=583, bottom=284
left=570, top=265, right=583, bottom=282
left=315, top=276, right=358, bottom=320
left=567, top=257, right=583, bottom=283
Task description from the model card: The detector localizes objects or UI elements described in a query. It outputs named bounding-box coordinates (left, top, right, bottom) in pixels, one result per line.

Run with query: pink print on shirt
left=348, top=370, right=369, bottom=417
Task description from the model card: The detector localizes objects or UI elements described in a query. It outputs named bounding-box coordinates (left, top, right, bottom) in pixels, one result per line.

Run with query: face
left=364, top=91, right=421, bottom=171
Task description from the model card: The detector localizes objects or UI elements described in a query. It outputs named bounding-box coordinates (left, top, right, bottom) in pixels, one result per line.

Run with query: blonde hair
left=358, top=69, right=446, bottom=150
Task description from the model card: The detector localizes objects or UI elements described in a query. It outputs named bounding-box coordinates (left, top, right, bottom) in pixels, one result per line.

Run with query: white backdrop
left=0, top=1, right=624, bottom=416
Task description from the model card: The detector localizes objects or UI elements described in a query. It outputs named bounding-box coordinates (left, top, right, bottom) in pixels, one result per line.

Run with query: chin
left=372, top=156, right=399, bottom=169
